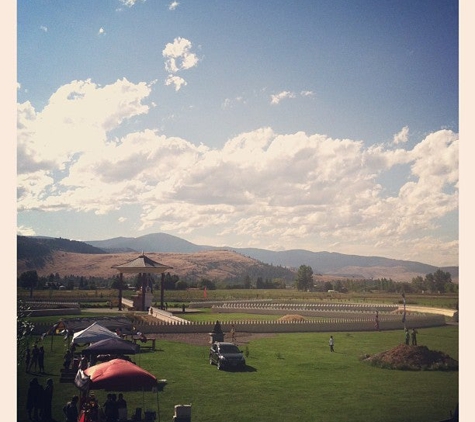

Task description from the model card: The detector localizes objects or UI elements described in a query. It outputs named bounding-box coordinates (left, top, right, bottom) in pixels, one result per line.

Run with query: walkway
left=402, top=305, right=457, bottom=318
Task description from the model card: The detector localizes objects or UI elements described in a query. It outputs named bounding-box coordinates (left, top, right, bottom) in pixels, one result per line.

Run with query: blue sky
left=14, top=0, right=462, bottom=267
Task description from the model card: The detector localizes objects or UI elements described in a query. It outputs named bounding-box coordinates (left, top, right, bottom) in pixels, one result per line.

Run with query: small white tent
left=72, top=322, right=119, bottom=345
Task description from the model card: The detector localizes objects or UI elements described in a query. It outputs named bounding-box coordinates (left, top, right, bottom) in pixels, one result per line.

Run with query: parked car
left=209, top=342, right=246, bottom=370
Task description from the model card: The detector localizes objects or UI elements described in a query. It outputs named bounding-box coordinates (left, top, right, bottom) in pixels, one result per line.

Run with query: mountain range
left=17, top=233, right=458, bottom=283
left=84, top=233, right=458, bottom=282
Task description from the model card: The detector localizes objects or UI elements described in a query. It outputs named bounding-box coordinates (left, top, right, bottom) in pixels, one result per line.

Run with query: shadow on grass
left=211, top=365, right=257, bottom=372
left=138, top=348, right=165, bottom=354
left=226, top=365, right=257, bottom=373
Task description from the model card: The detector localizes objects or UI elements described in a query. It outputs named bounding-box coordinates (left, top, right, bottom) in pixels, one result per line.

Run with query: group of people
left=102, top=393, right=128, bottom=422
left=26, top=377, right=54, bottom=422
left=26, top=344, right=46, bottom=373
left=63, top=392, right=128, bottom=422
left=404, top=328, right=418, bottom=345
left=326, top=327, right=419, bottom=355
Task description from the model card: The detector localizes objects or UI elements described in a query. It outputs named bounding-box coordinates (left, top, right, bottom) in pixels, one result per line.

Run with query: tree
left=163, top=273, right=177, bottom=290
left=295, top=265, right=314, bottom=291
left=19, top=270, right=39, bottom=299
left=411, top=275, right=426, bottom=292
left=17, top=300, right=34, bottom=366
left=433, top=269, right=452, bottom=292
left=175, top=280, right=189, bottom=290
left=199, top=278, right=216, bottom=290
left=334, top=280, right=344, bottom=292
left=425, top=269, right=452, bottom=293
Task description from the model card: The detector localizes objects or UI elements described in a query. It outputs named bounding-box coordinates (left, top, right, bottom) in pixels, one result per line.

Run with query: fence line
left=31, top=314, right=446, bottom=336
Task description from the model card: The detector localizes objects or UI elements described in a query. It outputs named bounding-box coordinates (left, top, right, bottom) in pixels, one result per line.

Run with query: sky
left=14, top=0, right=462, bottom=267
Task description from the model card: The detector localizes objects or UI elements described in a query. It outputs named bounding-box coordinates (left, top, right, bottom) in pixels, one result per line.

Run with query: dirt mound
left=363, top=344, right=458, bottom=371
left=278, top=314, right=306, bottom=321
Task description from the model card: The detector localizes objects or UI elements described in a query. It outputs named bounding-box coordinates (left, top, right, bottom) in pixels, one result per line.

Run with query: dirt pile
left=363, top=344, right=458, bottom=371
left=278, top=314, right=306, bottom=321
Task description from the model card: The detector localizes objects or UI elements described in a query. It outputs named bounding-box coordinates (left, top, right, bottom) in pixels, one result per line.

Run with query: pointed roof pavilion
left=112, top=253, right=173, bottom=311
left=112, top=252, right=173, bottom=274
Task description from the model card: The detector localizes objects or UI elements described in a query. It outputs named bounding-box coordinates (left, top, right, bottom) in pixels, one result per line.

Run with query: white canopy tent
left=72, top=322, right=119, bottom=345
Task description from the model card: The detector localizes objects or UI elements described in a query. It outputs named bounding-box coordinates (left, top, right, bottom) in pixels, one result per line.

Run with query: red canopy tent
left=75, top=359, right=165, bottom=421
left=75, top=358, right=159, bottom=391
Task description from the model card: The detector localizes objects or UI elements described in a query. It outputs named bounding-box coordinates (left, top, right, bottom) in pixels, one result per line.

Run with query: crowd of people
left=25, top=335, right=133, bottom=422
left=27, top=378, right=131, bottom=422
left=26, top=344, right=46, bottom=374
left=26, top=377, right=54, bottom=422
left=62, top=392, right=129, bottom=422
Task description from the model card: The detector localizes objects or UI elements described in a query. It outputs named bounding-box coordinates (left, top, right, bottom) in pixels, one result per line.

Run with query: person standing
left=64, top=395, right=79, bottom=422
left=42, top=378, right=54, bottom=422
left=230, top=324, right=236, bottom=343
left=374, top=311, right=380, bottom=331
left=411, top=328, right=418, bottom=346
left=329, top=335, right=335, bottom=352
left=25, top=347, right=31, bottom=372
left=26, top=378, right=38, bottom=420
left=29, top=344, right=39, bottom=372
left=103, top=393, right=116, bottom=422
left=404, top=328, right=410, bottom=345
left=117, top=393, right=127, bottom=421
left=63, top=349, right=73, bottom=369
left=26, top=377, right=43, bottom=421
left=38, top=346, right=45, bottom=374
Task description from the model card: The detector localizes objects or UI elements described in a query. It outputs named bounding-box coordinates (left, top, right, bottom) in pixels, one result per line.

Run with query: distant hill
left=229, top=248, right=438, bottom=275
left=17, top=235, right=106, bottom=271
left=84, top=233, right=457, bottom=282
left=17, top=238, right=296, bottom=283
left=86, top=233, right=206, bottom=254
left=17, top=234, right=458, bottom=283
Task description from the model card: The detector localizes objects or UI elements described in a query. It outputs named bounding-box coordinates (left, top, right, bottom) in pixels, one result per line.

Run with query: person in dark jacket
left=29, top=344, right=39, bottom=372
left=38, top=346, right=45, bottom=374
left=42, top=378, right=53, bottom=422
left=25, top=347, right=31, bottom=372
left=63, top=349, right=73, bottom=369
left=64, top=395, right=79, bottom=422
left=26, top=377, right=43, bottom=421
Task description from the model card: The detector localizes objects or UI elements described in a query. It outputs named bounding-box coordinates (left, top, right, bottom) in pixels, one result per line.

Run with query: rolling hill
left=17, top=234, right=458, bottom=283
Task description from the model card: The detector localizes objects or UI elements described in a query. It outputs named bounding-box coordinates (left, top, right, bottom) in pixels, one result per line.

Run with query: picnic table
left=132, top=334, right=160, bottom=351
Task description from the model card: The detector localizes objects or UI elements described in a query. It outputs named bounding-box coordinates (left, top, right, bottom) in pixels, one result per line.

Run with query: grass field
left=17, top=325, right=458, bottom=422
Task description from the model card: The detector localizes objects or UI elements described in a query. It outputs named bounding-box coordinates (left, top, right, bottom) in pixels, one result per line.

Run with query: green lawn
left=17, top=326, right=458, bottom=422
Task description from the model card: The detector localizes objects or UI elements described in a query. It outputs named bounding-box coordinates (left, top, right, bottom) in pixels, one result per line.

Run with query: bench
left=132, top=335, right=158, bottom=351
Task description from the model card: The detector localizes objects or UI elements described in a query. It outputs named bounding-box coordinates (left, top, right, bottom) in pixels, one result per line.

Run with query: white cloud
left=393, top=126, right=409, bottom=144
left=221, top=96, right=245, bottom=109
left=169, top=1, right=179, bottom=10
left=17, top=78, right=152, bottom=180
left=17, top=225, right=36, bottom=236
left=118, top=0, right=144, bottom=7
left=270, top=90, right=315, bottom=105
left=17, top=79, right=459, bottom=266
left=270, top=91, right=296, bottom=105
left=40, top=26, right=48, bottom=32
left=162, top=37, right=199, bottom=73
left=165, top=75, right=187, bottom=91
